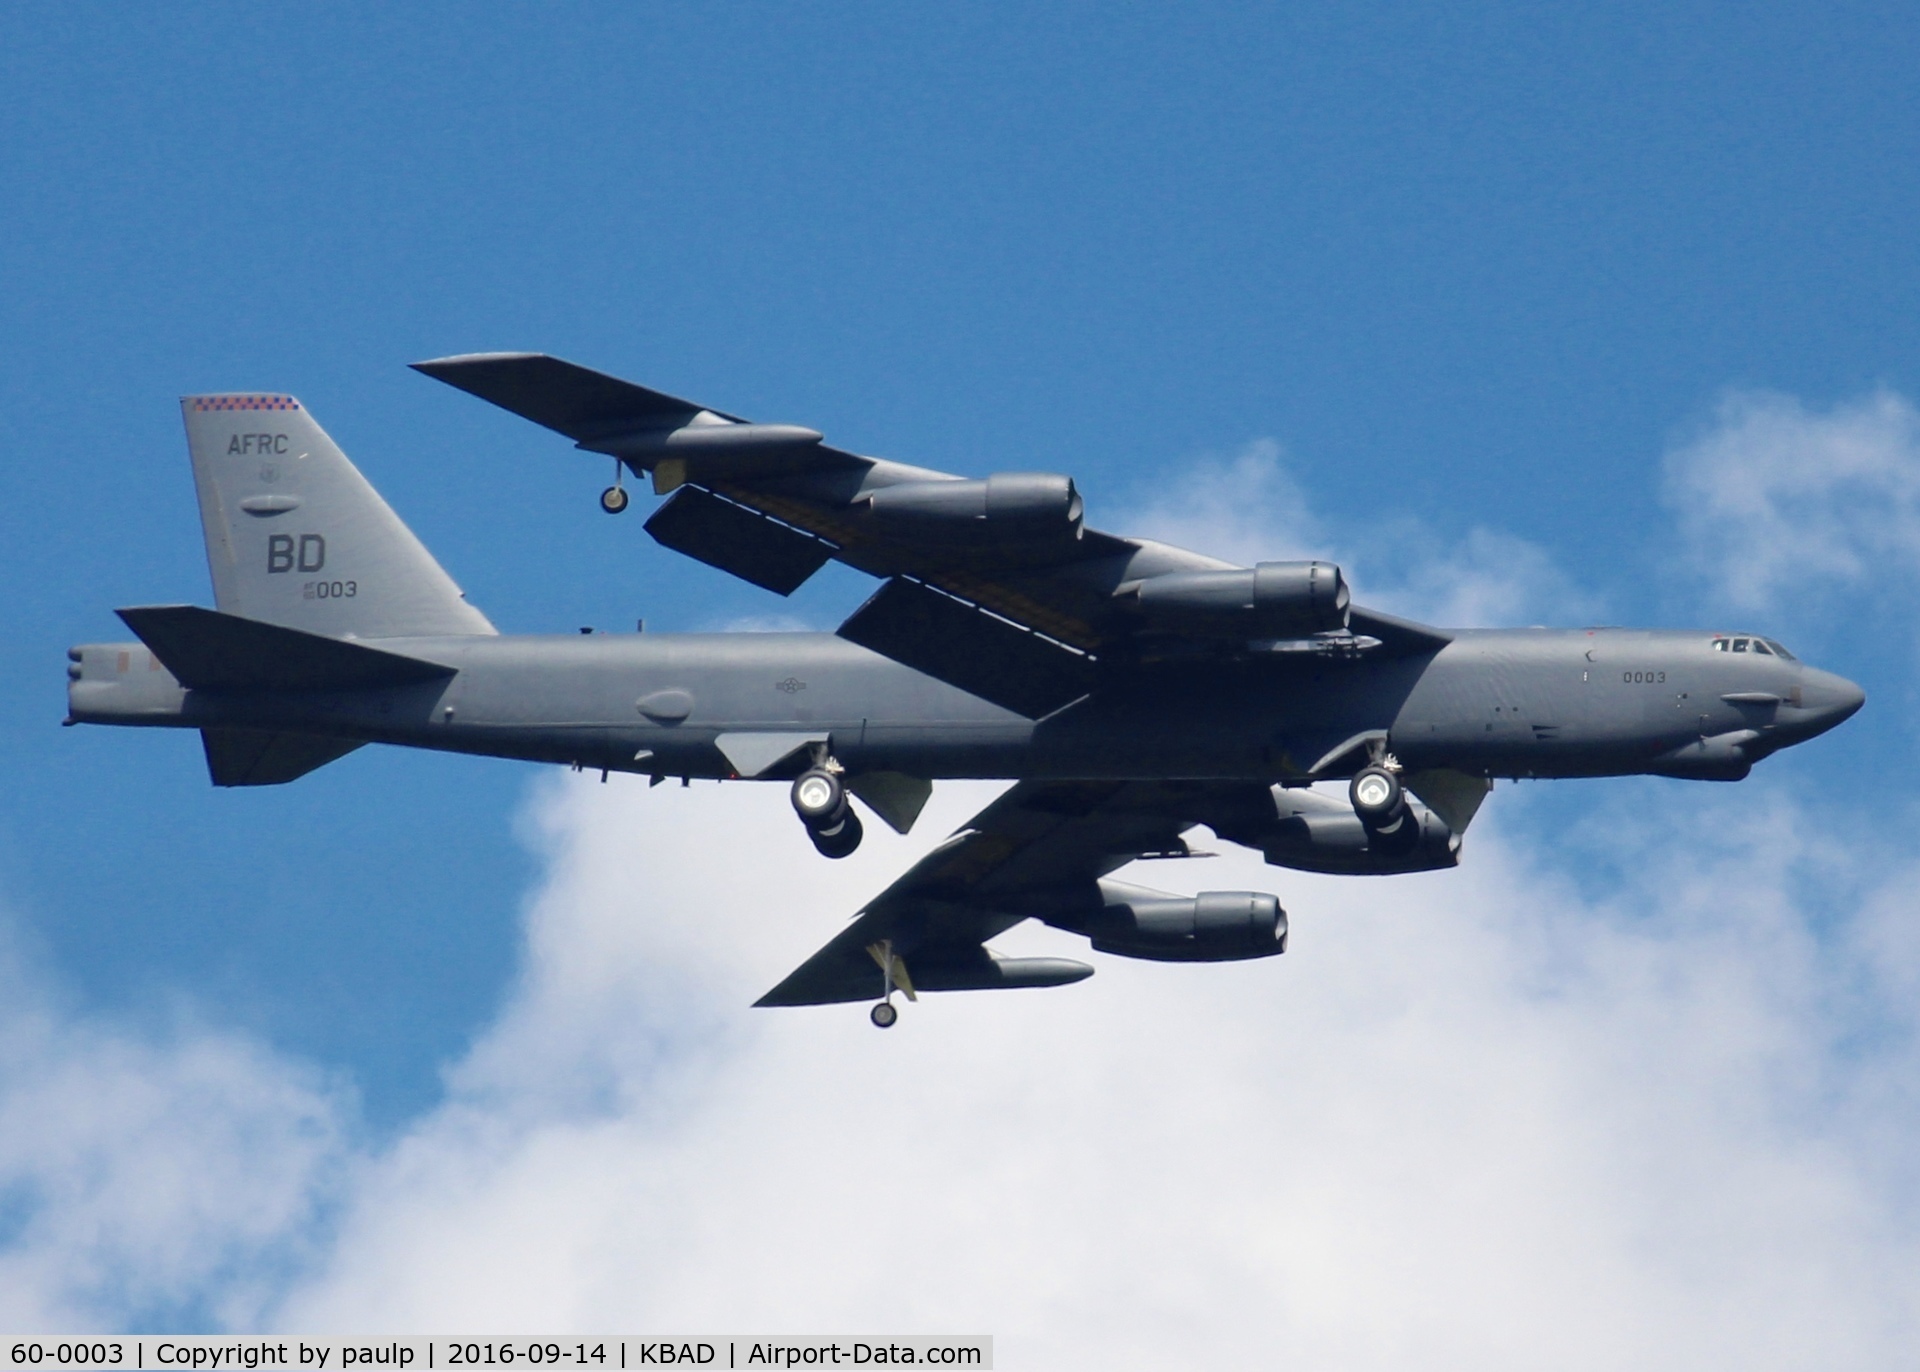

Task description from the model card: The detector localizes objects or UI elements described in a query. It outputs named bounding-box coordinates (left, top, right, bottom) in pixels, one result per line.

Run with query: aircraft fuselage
left=67, top=625, right=1863, bottom=785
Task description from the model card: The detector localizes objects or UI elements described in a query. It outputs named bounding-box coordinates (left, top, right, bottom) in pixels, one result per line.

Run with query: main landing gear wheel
left=791, top=769, right=845, bottom=821
left=808, top=809, right=864, bottom=859
left=793, top=767, right=864, bottom=858
left=870, top=1002, right=899, bottom=1029
left=1349, top=765, right=1403, bottom=820
left=599, top=485, right=630, bottom=514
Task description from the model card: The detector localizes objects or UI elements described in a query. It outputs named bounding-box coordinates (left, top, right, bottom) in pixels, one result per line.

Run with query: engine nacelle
left=1259, top=786, right=1457, bottom=875
left=1121, top=560, right=1349, bottom=638
left=858, top=473, right=1084, bottom=543
left=1078, top=882, right=1287, bottom=962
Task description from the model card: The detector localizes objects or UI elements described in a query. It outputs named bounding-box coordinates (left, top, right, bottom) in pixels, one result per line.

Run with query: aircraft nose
left=1801, top=669, right=1865, bottom=730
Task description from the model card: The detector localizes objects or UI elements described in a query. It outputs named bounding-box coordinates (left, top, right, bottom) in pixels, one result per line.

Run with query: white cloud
left=7, top=398, right=1915, bottom=1361
left=0, top=933, right=349, bottom=1330
left=1122, top=439, right=1603, bottom=627
left=259, top=774, right=1920, bottom=1368
left=707, top=613, right=822, bottom=634
left=1665, top=389, right=1920, bottom=616
left=1121, top=438, right=1328, bottom=568
left=1356, top=521, right=1606, bottom=628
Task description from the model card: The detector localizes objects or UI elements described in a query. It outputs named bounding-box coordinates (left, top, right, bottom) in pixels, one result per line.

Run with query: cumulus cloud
left=7, top=396, right=1916, bottom=1364
left=1120, top=438, right=1329, bottom=568
left=1122, top=439, right=1602, bottom=627
left=259, top=775, right=1920, bottom=1368
left=253, top=417, right=1913, bottom=1359
left=707, top=613, right=821, bottom=634
left=1356, top=522, right=1606, bottom=629
left=1665, top=389, right=1920, bottom=617
left=0, top=931, right=349, bottom=1330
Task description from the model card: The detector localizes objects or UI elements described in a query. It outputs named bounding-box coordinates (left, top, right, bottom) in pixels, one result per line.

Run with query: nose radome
left=1806, top=670, right=1866, bottom=723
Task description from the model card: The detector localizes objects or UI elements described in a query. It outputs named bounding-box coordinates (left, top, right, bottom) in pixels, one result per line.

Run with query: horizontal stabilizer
left=202, top=728, right=363, bottom=786
left=117, top=605, right=455, bottom=692
left=411, top=353, right=736, bottom=441
left=838, top=577, right=1094, bottom=719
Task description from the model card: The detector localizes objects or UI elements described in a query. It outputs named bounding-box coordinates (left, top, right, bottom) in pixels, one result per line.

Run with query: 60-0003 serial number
left=11, top=1347, right=127, bottom=1365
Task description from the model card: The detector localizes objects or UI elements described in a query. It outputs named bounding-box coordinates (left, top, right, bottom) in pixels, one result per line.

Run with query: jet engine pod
left=858, top=473, right=1084, bottom=544
left=1083, top=881, right=1287, bottom=962
left=1123, top=560, right=1349, bottom=638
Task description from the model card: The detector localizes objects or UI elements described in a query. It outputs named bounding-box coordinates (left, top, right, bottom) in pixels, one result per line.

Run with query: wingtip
left=410, top=352, right=550, bottom=374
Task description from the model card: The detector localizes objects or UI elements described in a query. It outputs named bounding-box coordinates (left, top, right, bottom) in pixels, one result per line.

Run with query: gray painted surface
left=66, top=373, right=1866, bottom=1018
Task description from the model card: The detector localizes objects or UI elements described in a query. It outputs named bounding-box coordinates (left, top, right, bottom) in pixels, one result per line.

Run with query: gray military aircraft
left=67, top=355, right=1865, bottom=1027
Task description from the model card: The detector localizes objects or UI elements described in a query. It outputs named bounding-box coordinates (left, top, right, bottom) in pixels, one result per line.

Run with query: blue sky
left=3, top=3, right=1919, bottom=1354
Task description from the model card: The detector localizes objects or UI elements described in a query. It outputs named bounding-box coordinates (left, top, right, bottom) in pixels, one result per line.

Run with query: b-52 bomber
left=67, top=355, right=1865, bottom=1027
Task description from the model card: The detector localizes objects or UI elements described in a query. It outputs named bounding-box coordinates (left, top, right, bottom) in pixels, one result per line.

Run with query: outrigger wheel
left=870, top=1002, right=899, bottom=1029
left=599, top=484, right=630, bottom=514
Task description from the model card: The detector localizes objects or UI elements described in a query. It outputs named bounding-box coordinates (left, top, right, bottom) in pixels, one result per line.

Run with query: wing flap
left=836, top=578, right=1094, bottom=718
left=643, top=486, right=835, bottom=595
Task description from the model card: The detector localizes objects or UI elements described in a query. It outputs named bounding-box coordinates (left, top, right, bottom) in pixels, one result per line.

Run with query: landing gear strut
left=866, top=939, right=914, bottom=1029
left=600, top=459, right=630, bottom=514
left=791, top=760, right=863, bottom=858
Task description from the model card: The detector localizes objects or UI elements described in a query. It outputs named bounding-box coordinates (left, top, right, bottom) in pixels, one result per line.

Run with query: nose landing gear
left=791, top=763, right=864, bottom=858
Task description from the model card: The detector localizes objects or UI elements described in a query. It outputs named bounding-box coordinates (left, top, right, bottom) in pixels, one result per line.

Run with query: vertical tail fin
left=183, top=395, right=494, bottom=638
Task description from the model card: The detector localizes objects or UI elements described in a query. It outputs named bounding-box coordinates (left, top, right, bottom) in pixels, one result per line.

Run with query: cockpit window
left=1711, top=634, right=1797, bottom=660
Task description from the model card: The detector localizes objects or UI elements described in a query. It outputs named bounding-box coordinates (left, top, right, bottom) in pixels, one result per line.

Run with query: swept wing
left=756, top=777, right=1277, bottom=1006
left=413, top=353, right=1449, bottom=717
